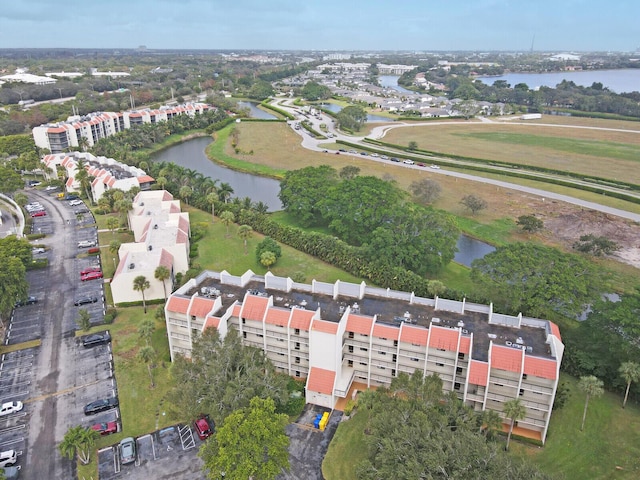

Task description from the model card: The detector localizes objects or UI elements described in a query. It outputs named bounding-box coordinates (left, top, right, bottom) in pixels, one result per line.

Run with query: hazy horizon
left=1, top=0, right=637, bottom=52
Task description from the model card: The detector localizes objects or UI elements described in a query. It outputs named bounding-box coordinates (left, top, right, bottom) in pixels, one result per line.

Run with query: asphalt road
left=273, top=100, right=640, bottom=223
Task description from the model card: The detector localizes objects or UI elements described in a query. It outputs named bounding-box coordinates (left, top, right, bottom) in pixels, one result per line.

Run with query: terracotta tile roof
left=231, top=304, right=242, bottom=317
left=137, top=175, right=154, bottom=183
left=265, top=307, right=291, bottom=326
left=113, top=252, right=128, bottom=278
left=290, top=309, right=313, bottom=330
left=47, top=126, right=67, bottom=133
left=190, top=297, right=216, bottom=318
left=167, top=296, right=191, bottom=315
left=307, top=367, right=336, bottom=395
left=159, top=248, right=173, bottom=269
left=241, top=295, right=269, bottom=322
left=204, top=316, right=220, bottom=330
left=372, top=323, right=400, bottom=341
left=170, top=204, right=181, bottom=213
left=490, top=344, right=524, bottom=373
left=312, top=319, right=339, bottom=334
left=524, top=356, right=557, bottom=380
left=346, top=314, right=373, bottom=336
left=468, top=360, right=489, bottom=386
left=399, top=324, right=428, bottom=346
left=176, top=230, right=189, bottom=244
left=459, top=335, right=471, bottom=355
left=428, top=325, right=460, bottom=351
left=549, top=322, right=562, bottom=341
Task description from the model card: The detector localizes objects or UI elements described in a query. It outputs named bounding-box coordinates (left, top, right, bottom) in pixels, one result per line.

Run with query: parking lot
left=98, top=424, right=205, bottom=479
left=0, top=348, right=35, bottom=472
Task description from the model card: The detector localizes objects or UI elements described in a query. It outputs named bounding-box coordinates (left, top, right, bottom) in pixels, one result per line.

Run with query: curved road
left=273, top=99, right=640, bottom=223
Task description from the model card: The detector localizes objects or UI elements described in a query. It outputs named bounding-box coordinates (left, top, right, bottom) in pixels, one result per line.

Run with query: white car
left=403, top=159, right=414, bottom=165
left=430, top=165, right=441, bottom=169
left=69, top=199, right=83, bottom=206
left=78, top=240, right=96, bottom=248
left=45, top=185, right=59, bottom=191
left=0, top=450, right=17, bottom=468
left=0, top=401, right=23, bottom=417
left=32, top=247, right=46, bottom=254
left=370, top=153, right=379, bottom=157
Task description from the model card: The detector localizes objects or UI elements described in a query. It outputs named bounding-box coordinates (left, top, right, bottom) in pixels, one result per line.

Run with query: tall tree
left=154, top=265, right=171, bottom=299
left=138, top=318, right=156, bottom=346
left=219, top=210, right=235, bottom=237
left=179, top=185, right=193, bottom=205
left=278, top=165, right=337, bottom=227
left=206, top=192, right=218, bottom=222
left=106, top=216, right=120, bottom=236
left=503, top=399, right=526, bottom=450
left=619, top=362, right=640, bottom=408
left=460, top=194, right=488, bottom=215
left=237, top=225, right=253, bottom=255
left=138, top=345, right=156, bottom=388
left=133, top=275, right=151, bottom=313
left=58, top=425, right=99, bottom=465
left=0, top=254, right=28, bottom=327
left=199, top=397, right=290, bottom=480
left=579, top=375, right=604, bottom=431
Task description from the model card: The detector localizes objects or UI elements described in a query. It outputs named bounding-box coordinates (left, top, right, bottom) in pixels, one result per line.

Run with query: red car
left=194, top=416, right=214, bottom=440
left=80, top=266, right=102, bottom=276
left=91, top=421, right=118, bottom=436
left=81, top=271, right=103, bottom=282
left=31, top=210, right=47, bottom=217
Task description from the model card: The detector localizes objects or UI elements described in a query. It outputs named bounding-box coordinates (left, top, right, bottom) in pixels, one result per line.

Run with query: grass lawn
left=76, top=305, right=177, bottom=479
left=513, top=374, right=640, bottom=480
left=322, top=410, right=368, bottom=480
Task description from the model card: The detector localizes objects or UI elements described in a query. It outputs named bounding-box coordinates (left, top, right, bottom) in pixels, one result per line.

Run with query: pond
left=237, top=101, right=278, bottom=120
left=151, top=137, right=495, bottom=265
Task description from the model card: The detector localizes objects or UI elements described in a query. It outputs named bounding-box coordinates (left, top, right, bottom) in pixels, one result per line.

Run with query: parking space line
left=0, top=425, right=26, bottom=435
left=178, top=425, right=196, bottom=450
left=24, top=379, right=101, bottom=404
left=0, top=437, right=25, bottom=448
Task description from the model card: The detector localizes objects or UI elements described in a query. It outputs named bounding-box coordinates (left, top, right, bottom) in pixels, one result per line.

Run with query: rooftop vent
left=153, top=224, right=158, bottom=229
left=148, top=245, right=152, bottom=251
left=129, top=263, right=135, bottom=269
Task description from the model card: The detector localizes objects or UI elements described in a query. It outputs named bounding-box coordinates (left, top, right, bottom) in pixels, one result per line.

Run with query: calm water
left=476, top=69, right=640, bottom=94
left=378, top=75, right=414, bottom=94
left=318, top=103, right=391, bottom=123
left=151, top=137, right=494, bottom=264
left=237, top=101, right=278, bottom=120
left=150, top=137, right=282, bottom=210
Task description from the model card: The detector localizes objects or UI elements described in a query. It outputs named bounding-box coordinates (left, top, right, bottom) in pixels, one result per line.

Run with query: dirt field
left=231, top=121, right=640, bottom=271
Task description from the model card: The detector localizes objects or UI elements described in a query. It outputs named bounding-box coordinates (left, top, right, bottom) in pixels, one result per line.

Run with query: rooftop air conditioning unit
left=129, top=263, right=135, bottom=269
left=148, top=245, right=152, bottom=251
left=153, top=224, right=158, bottom=229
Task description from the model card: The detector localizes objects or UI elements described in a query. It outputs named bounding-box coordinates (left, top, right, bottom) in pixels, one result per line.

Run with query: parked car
left=30, top=210, right=46, bottom=217
left=370, top=153, right=379, bottom=157
left=417, top=163, right=426, bottom=167
left=32, top=247, right=46, bottom=254
left=68, top=199, right=83, bottom=207
left=119, top=437, right=137, bottom=465
left=360, top=152, right=368, bottom=156
left=14, top=296, right=37, bottom=307
left=0, top=450, right=17, bottom=468
left=74, top=296, right=99, bottom=306
left=194, top=416, right=215, bottom=440
left=390, top=157, right=400, bottom=162
left=81, top=332, right=110, bottom=348
left=91, top=421, right=118, bottom=436
left=380, top=155, right=389, bottom=160
left=83, top=397, right=118, bottom=416
left=0, top=401, right=23, bottom=417
left=78, top=240, right=96, bottom=248
left=45, top=185, right=59, bottom=191
left=403, top=159, right=414, bottom=165
left=81, top=271, right=103, bottom=282
left=27, top=180, right=41, bottom=187
left=430, top=165, right=441, bottom=169
left=80, top=266, right=101, bottom=276
left=75, top=207, right=89, bottom=214
left=1, top=465, right=21, bottom=480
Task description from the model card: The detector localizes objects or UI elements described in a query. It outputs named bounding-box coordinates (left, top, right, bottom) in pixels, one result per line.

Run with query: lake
left=237, top=101, right=278, bottom=120
left=378, top=75, right=414, bottom=94
left=475, top=69, right=640, bottom=94
left=151, top=137, right=494, bottom=265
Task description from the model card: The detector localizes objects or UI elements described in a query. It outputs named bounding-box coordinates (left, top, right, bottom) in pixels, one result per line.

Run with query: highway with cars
left=274, top=99, right=640, bottom=223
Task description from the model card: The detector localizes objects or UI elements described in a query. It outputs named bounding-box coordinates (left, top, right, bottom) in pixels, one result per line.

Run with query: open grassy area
left=322, top=374, right=640, bottom=480
left=382, top=120, right=640, bottom=185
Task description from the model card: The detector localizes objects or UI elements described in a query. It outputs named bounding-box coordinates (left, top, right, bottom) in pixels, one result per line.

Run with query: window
left=393, top=340, right=398, bottom=347
left=391, top=369, right=396, bottom=377
left=295, top=371, right=301, bottom=378
left=458, top=352, right=465, bottom=360
left=359, top=347, right=368, bottom=352
left=456, top=367, right=463, bottom=375
left=242, top=332, right=247, bottom=339
left=348, top=345, right=354, bottom=353
left=295, top=342, right=300, bottom=350
left=436, top=362, right=444, bottom=367
left=359, top=362, right=367, bottom=366
left=519, top=388, right=525, bottom=396
left=348, top=360, right=353, bottom=367
left=377, top=365, right=385, bottom=370
left=191, top=315, right=196, bottom=321
left=348, top=331, right=354, bottom=339
left=392, top=354, right=397, bottom=362
left=411, top=357, right=419, bottom=362
left=379, top=351, right=386, bottom=356
left=295, top=357, right=300, bottom=364
left=454, top=382, right=461, bottom=391
left=257, top=334, right=263, bottom=338
left=522, top=374, right=528, bottom=380
left=242, top=318, right=246, bottom=324
left=295, top=328, right=300, bottom=335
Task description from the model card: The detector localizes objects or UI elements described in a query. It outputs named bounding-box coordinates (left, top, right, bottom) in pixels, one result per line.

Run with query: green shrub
left=26, top=233, right=46, bottom=240
left=343, top=399, right=356, bottom=417
left=103, top=307, right=118, bottom=324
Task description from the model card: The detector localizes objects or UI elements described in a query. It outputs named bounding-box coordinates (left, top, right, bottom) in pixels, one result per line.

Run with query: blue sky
left=1, top=0, right=637, bottom=51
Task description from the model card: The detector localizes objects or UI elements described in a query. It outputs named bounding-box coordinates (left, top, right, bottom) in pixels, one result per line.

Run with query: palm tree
left=154, top=265, right=171, bottom=300
left=133, top=275, right=151, bottom=313
left=579, top=375, right=604, bottom=431
left=156, top=176, right=167, bottom=190
left=138, top=318, right=155, bottom=346
left=220, top=210, right=235, bottom=238
left=59, top=425, right=99, bottom=465
left=620, top=362, right=640, bottom=408
left=74, top=163, right=92, bottom=203
left=357, top=389, right=376, bottom=434
left=503, top=398, right=526, bottom=450
left=218, top=182, right=234, bottom=203
left=138, top=345, right=156, bottom=388
left=179, top=185, right=193, bottom=205
left=478, top=409, right=503, bottom=440
left=106, top=216, right=119, bottom=236
left=206, top=192, right=218, bottom=222
left=237, top=225, right=253, bottom=255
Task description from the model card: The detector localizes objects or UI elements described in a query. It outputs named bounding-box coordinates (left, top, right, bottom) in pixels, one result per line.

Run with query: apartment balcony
left=264, top=343, right=289, bottom=355
left=466, top=392, right=485, bottom=403
left=334, top=368, right=356, bottom=397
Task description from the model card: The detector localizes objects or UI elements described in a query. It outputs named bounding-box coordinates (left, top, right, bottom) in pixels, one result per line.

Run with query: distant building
left=32, top=102, right=211, bottom=153
left=166, top=270, right=563, bottom=444
left=41, top=151, right=154, bottom=201
left=377, top=64, right=418, bottom=75
left=0, top=71, right=56, bottom=85
left=548, top=53, right=581, bottom=61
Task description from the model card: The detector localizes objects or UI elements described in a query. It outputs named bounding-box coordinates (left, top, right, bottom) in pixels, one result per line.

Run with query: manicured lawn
left=322, top=410, right=368, bottom=480
left=514, top=374, right=640, bottom=480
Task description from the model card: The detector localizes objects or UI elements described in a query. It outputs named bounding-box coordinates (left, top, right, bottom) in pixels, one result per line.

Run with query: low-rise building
left=165, top=270, right=563, bottom=444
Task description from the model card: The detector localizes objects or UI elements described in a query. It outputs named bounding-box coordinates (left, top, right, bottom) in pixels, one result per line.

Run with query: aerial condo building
left=165, top=270, right=563, bottom=443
